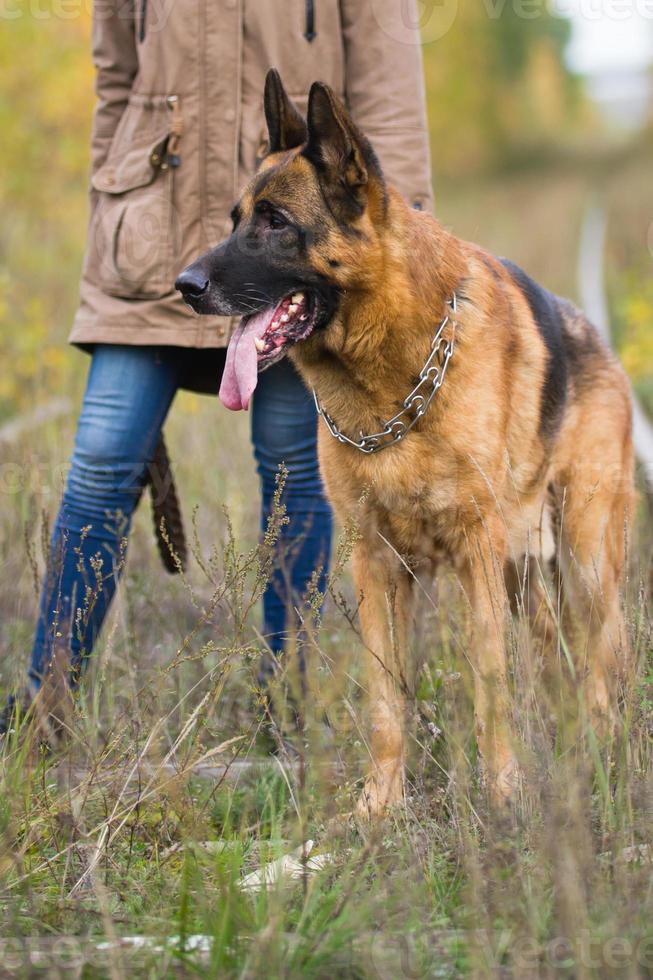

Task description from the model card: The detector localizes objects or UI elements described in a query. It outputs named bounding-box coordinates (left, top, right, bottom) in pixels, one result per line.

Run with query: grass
left=0, top=507, right=651, bottom=978
left=1, top=145, right=653, bottom=977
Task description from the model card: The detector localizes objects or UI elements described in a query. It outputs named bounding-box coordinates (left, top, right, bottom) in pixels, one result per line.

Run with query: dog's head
left=176, top=69, right=387, bottom=410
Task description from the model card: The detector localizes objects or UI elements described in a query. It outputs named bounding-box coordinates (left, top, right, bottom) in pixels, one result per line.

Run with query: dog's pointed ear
left=305, top=81, right=378, bottom=215
left=264, top=69, right=308, bottom=153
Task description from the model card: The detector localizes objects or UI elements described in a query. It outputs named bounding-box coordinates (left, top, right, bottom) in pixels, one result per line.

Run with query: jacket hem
left=69, top=318, right=233, bottom=350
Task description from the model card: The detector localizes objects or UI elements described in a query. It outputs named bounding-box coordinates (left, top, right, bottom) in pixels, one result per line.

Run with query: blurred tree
left=422, top=2, right=581, bottom=175
left=0, top=5, right=93, bottom=419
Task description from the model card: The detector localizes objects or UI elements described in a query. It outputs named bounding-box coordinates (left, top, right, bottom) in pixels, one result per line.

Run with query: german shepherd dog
left=177, top=70, right=635, bottom=817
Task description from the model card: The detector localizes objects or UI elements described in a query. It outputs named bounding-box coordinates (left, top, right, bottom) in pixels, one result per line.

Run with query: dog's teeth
left=254, top=337, right=265, bottom=352
left=271, top=320, right=279, bottom=329
left=300, top=314, right=308, bottom=321
left=280, top=314, right=290, bottom=323
left=291, top=292, right=304, bottom=305
left=288, top=304, right=298, bottom=314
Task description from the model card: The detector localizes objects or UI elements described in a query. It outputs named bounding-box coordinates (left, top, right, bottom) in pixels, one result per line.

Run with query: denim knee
left=63, top=427, right=148, bottom=532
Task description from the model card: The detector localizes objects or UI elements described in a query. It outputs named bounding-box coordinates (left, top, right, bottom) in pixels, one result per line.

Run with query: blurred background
left=0, top=1, right=652, bottom=421
left=0, top=1, right=652, bottom=682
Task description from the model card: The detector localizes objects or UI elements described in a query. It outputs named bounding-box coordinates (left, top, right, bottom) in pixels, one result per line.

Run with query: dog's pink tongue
left=219, top=310, right=271, bottom=411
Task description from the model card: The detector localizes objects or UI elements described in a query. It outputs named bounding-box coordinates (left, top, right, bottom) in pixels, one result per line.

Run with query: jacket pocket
left=86, top=130, right=179, bottom=300
left=305, top=0, right=316, bottom=41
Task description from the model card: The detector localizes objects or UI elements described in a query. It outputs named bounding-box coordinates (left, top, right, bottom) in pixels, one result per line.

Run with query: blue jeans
left=29, top=345, right=332, bottom=690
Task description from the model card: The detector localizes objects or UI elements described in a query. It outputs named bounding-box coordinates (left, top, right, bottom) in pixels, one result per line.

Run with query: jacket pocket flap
left=92, top=134, right=169, bottom=194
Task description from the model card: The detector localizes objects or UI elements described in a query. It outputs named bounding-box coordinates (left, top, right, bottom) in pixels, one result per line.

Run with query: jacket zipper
left=139, top=0, right=147, bottom=42
left=304, top=0, right=316, bottom=41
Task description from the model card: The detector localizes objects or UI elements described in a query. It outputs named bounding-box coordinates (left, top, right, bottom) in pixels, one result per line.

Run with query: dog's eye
left=268, top=212, right=288, bottom=231
left=255, top=200, right=289, bottom=231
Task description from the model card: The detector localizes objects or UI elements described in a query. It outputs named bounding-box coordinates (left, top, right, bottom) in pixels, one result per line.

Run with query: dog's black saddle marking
left=500, top=258, right=568, bottom=439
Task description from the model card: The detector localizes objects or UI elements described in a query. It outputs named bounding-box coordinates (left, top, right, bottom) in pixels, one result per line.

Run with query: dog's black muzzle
left=175, top=265, right=209, bottom=301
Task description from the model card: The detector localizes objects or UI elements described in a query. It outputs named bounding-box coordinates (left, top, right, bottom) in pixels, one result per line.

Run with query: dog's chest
left=370, top=477, right=455, bottom=520
left=386, top=497, right=459, bottom=558
left=362, top=466, right=462, bottom=560
left=322, top=435, right=466, bottom=556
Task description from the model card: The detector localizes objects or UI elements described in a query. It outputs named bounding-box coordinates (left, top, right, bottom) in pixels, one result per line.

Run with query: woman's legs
left=251, top=359, right=333, bottom=660
left=27, top=347, right=332, bottom=697
left=29, top=345, right=182, bottom=691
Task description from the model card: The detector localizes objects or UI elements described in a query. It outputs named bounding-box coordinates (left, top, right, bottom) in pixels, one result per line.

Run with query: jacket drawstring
left=305, top=0, right=316, bottom=42
left=166, top=95, right=183, bottom=168
left=139, top=0, right=147, bottom=42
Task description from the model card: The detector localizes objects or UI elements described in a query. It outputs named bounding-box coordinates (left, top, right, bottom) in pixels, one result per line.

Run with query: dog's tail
left=146, top=433, right=187, bottom=574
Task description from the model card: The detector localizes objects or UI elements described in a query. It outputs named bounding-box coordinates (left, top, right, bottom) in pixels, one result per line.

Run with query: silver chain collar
left=313, top=294, right=457, bottom=455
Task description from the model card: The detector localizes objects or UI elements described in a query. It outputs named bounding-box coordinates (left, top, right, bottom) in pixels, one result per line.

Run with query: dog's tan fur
left=294, top=197, right=634, bottom=811
left=186, top=74, right=636, bottom=816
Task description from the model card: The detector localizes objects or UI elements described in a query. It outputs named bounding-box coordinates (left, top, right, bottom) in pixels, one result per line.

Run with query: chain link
left=313, top=294, right=457, bottom=455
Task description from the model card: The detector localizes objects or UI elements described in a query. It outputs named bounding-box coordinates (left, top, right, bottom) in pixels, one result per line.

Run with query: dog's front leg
left=353, top=540, right=413, bottom=819
left=461, top=526, right=518, bottom=801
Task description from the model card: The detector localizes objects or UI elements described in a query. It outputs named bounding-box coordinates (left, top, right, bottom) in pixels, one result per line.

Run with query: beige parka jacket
left=70, top=0, right=433, bottom=358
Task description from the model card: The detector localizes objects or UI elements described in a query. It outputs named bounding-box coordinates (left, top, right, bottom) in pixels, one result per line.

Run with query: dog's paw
left=496, top=754, right=521, bottom=799
left=585, top=676, right=618, bottom=740
left=480, top=751, right=521, bottom=805
left=356, top=769, right=404, bottom=821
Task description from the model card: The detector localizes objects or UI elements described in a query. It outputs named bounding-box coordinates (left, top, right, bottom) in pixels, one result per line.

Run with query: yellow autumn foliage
left=619, top=280, right=653, bottom=385
left=0, top=4, right=93, bottom=420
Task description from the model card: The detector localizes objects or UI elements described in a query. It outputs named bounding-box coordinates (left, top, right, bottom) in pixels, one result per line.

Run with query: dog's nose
left=175, top=267, right=210, bottom=298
